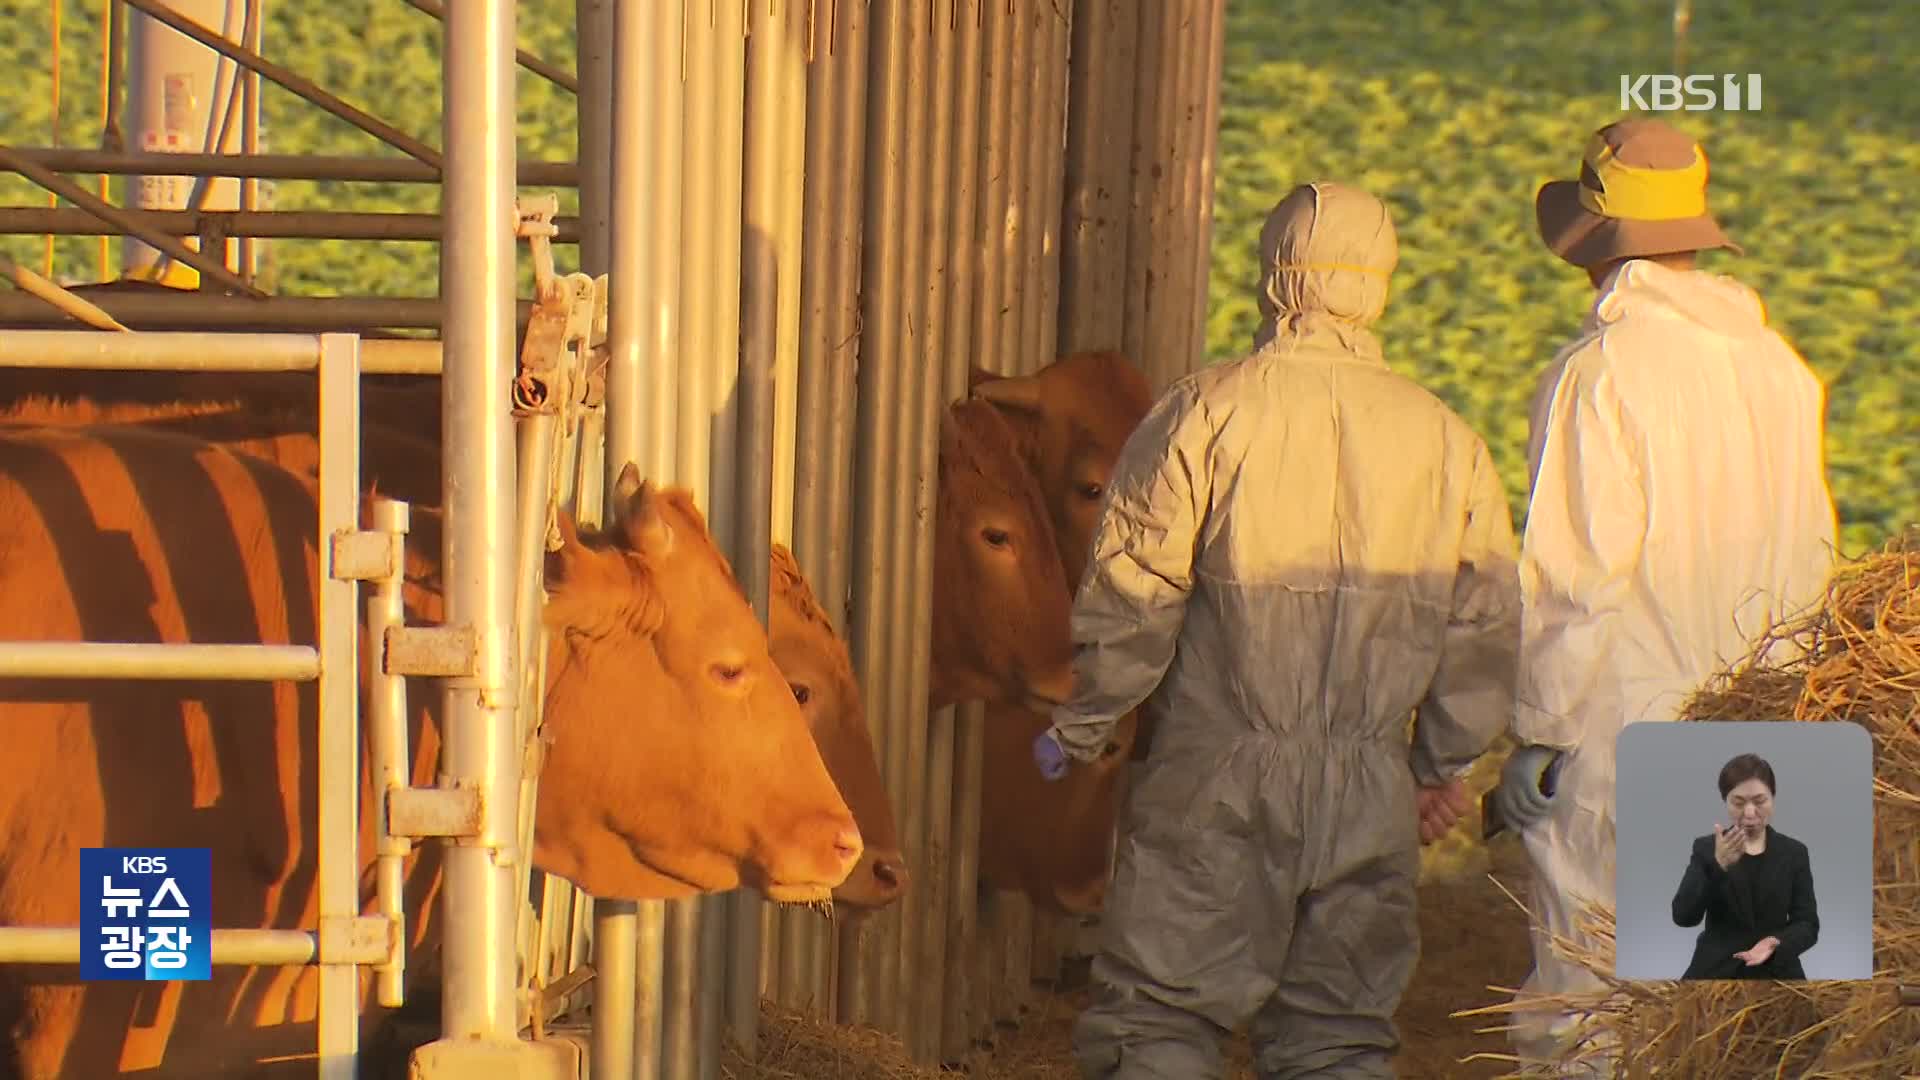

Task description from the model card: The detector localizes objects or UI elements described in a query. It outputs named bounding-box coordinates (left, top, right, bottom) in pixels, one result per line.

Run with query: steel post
left=425, top=0, right=521, bottom=1054
left=573, top=0, right=612, bottom=278
left=366, top=497, right=414, bottom=1010
left=316, top=332, right=363, bottom=1079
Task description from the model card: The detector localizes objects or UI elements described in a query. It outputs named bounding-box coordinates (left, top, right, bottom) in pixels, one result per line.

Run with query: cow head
left=534, top=464, right=863, bottom=904
left=769, top=544, right=909, bottom=913
left=931, top=399, right=1075, bottom=713
left=978, top=702, right=1139, bottom=916
left=970, top=352, right=1156, bottom=586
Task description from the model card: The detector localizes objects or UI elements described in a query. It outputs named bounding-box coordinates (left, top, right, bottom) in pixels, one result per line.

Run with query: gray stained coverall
left=1045, top=183, right=1522, bottom=1079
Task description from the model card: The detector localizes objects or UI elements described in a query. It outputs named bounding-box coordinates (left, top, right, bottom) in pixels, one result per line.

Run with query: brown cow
left=0, top=394, right=910, bottom=915
left=966, top=354, right=1156, bottom=919
left=0, top=426, right=859, bottom=1076
left=770, top=544, right=907, bottom=910
left=932, top=399, right=1076, bottom=714
left=969, top=351, right=1157, bottom=587
left=977, top=703, right=1139, bottom=915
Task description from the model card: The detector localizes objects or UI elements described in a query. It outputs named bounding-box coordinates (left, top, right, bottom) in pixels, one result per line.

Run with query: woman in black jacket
left=1671, top=753, right=1819, bottom=980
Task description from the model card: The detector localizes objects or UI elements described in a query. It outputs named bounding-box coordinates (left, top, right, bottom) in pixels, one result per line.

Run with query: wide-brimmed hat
left=1535, top=118, right=1741, bottom=268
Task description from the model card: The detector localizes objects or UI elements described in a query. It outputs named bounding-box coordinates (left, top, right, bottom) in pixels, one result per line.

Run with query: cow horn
left=614, top=461, right=646, bottom=506
left=971, top=373, right=1044, bottom=413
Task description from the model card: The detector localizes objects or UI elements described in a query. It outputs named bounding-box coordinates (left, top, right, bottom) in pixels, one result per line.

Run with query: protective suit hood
left=1254, top=182, right=1400, bottom=359
left=1591, top=259, right=1771, bottom=338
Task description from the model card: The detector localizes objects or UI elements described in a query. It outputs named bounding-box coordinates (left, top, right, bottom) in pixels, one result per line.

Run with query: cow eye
left=981, top=527, right=1011, bottom=548
left=1101, top=741, right=1121, bottom=757
left=1077, top=482, right=1105, bottom=501
left=790, top=683, right=812, bottom=705
left=710, top=662, right=746, bottom=686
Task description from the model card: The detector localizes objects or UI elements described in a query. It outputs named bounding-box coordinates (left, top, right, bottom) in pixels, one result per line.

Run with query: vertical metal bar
left=576, top=0, right=614, bottom=278
left=728, top=178, right=779, bottom=1065
left=1188, top=0, right=1228, bottom=378
left=1033, top=4, right=1070, bottom=372
left=316, top=332, right=362, bottom=1078
left=840, top=0, right=907, bottom=1031
left=1154, top=0, right=1198, bottom=385
left=438, top=0, right=521, bottom=1043
left=941, top=701, right=985, bottom=1061
left=934, top=0, right=986, bottom=1061
left=882, top=0, right=937, bottom=1056
left=237, top=0, right=263, bottom=282
left=511, top=405, right=559, bottom=1032
left=701, top=1, right=749, bottom=1073
left=1058, top=0, right=1139, bottom=354
left=736, top=0, right=806, bottom=1046
left=994, top=0, right=1036, bottom=374
left=789, top=0, right=869, bottom=1017
left=630, top=4, right=683, bottom=1072
left=368, top=496, right=412, bottom=1011
left=596, top=0, right=649, bottom=1070
left=967, top=0, right=1018, bottom=1047
left=594, top=906, right=638, bottom=1080
left=1119, top=0, right=1163, bottom=380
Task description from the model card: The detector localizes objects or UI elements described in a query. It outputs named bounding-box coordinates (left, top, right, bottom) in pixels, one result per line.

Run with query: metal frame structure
left=0, top=0, right=1233, bottom=1076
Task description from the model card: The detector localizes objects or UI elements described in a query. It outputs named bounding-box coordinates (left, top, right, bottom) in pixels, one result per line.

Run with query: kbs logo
left=80, top=847, right=212, bottom=981
left=1619, top=74, right=1763, bottom=112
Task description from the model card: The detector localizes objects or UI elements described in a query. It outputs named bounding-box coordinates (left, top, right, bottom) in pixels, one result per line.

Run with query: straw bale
left=1459, top=529, right=1920, bottom=1078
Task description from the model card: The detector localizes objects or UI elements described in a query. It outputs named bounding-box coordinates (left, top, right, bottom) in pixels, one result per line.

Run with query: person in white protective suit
left=1489, top=117, right=1839, bottom=1075
left=1030, top=181, right=1523, bottom=1079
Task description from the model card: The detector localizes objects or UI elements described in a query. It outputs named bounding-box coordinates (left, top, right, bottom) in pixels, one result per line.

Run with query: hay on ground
left=1459, top=529, right=1920, bottom=1078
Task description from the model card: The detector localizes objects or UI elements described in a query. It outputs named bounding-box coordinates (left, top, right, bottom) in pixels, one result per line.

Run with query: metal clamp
left=384, top=625, right=479, bottom=679
left=329, top=529, right=403, bottom=582
left=389, top=785, right=484, bottom=839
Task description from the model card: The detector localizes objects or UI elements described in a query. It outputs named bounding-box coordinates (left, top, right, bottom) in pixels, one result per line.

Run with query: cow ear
left=618, top=483, right=675, bottom=558
left=546, top=509, right=591, bottom=586
left=971, top=371, right=1044, bottom=415
left=613, top=461, right=645, bottom=506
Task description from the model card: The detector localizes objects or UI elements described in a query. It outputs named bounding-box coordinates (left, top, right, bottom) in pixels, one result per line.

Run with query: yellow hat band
left=1574, top=135, right=1710, bottom=222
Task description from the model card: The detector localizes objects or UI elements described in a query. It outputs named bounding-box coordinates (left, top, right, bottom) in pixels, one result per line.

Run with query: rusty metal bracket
left=388, top=785, right=483, bottom=839
left=317, top=915, right=393, bottom=966
left=329, top=529, right=404, bottom=583
left=384, top=625, right=478, bottom=678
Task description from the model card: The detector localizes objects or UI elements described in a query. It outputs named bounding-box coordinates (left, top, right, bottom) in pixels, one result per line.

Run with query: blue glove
left=1033, top=729, right=1069, bottom=782
left=1492, top=744, right=1564, bottom=833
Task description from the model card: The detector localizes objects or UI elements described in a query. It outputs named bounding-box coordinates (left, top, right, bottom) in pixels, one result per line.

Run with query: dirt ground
left=724, top=747, right=1545, bottom=1079
left=970, top=754, right=1540, bottom=1079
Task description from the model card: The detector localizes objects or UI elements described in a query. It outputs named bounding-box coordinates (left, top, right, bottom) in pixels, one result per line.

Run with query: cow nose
left=871, top=852, right=910, bottom=897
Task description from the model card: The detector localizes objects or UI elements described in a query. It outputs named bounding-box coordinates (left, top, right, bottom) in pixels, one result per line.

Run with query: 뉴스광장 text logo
left=1620, top=74, right=1762, bottom=112
left=80, top=848, right=212, bottom=981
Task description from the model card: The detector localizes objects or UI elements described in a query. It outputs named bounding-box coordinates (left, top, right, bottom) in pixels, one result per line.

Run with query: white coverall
left=1046, top=183, right=1522, bottom=1079
left=1506, top=258, right=1838, bottom=1072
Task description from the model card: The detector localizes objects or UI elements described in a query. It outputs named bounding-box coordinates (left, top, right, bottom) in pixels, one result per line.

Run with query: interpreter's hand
left=1416, top=779, right=1473, bottom=845
left=1732, top=935, right=1779, bottom=967
left=1712, top=822, right=1746, bottom=871
left=1032, top=729, right=1069, bottom=783
left=1491, top=744, right=1563, bottom=834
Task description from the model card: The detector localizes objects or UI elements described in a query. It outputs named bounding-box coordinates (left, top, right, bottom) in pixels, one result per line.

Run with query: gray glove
left=1493, top=744, right=1565, bottom=833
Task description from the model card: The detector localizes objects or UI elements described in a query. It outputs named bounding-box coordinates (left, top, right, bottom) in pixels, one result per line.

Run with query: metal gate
left=0, top=0, right=1228, bottom=1075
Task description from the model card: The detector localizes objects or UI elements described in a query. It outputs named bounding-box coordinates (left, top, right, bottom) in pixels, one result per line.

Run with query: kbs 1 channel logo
left=1619, top=73, right=1763, bottom=112
left=80, top=848, right=212, bottom=981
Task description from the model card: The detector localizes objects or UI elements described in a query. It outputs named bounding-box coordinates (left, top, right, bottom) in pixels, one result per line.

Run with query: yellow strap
left=1270, top=262, right=1391, bottom=278
left=1576, top=136, right=1710, bottom=222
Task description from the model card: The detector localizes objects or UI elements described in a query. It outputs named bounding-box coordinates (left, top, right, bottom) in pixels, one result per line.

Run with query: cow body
left=0, top=425, right=857, bottom=1076
left=966, top=354, right=1157, bottom=916
left=0, top=390, right=906, bottom=915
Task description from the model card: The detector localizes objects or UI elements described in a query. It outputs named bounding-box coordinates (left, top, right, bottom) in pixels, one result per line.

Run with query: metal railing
left=0, top=329, right=385, bottom=1079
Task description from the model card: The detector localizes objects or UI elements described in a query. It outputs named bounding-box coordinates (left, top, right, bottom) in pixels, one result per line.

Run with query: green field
left=2, top=0, right=1912, bottom=552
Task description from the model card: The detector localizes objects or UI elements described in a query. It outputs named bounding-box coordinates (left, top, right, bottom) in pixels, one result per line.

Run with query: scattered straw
left=1461, top=529, right=1920, bottom=1078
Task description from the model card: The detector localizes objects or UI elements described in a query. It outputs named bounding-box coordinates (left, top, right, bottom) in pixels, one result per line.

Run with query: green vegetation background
left=1, top=0, right=1911, bottom=553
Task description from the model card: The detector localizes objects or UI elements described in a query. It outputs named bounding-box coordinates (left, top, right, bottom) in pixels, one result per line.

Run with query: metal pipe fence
left=0, top=0, right=1232, bottom=1075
